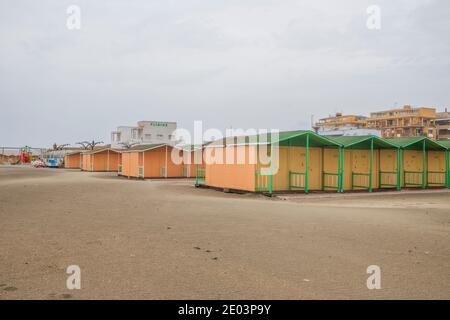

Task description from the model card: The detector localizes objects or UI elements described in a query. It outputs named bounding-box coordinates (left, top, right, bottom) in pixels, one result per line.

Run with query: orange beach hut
left=64, top=151, right=82, bottom=169
left=389, top=137, right=448, bottom=188
left=197, top=130, right=343, bottom=193
left=81, top=148, right=120, bottom=172
left=328, top=136, right=400, bottom=192
left=120, top=144, right=189, bottom=178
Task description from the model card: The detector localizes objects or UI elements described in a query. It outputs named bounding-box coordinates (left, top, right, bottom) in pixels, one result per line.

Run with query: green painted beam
left=422, top=139, right=426, bottom=188
left=396, top=148, right=401, bottom=190
left=305, top=134, right=309, bottom=194
left=369, top=138, right=373, bottom=192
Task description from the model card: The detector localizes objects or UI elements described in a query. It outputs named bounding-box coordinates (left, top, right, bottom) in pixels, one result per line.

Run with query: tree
left=76, top=140, right=104, bottom=150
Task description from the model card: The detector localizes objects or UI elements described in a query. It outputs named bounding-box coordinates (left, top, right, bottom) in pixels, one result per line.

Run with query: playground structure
left=0, top=146, right=45, bottom=165
left=19, top=146, right=32, bottom=164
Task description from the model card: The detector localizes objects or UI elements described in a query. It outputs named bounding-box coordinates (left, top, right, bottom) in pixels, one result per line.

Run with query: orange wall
left=270, top=146, right=323, bottom=191
left=81, top=154, right=90, bottom=171
left=427, top=151, right=446, bottom=186
left=183, top=150, right=204, bottom=177
left=121, top=146, right=186, bottom=178
left=342, top=149, right=380, bottom=190
left=205, top=145, right=256, bottom=192
left=121, top=152, right=139, bottom=177
left=205, top=145, right=335, bottom=192
left=428, top=151, right=446, bottom=172
left=81, top=151, right=119, bottom=172
left=401, top=150, right=446, bottom=187
left=64, top=153, right=81, bottom=169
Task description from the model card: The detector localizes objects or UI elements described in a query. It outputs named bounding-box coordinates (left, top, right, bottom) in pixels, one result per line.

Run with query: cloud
left=0, top=0, right=449, bottom=146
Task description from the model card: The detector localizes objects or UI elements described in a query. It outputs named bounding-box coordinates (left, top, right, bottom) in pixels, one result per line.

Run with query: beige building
left=314, top=113, right=367, bottom=130
left=366, top=105, right=436, bottom=139
left=435, top=110, right=450, bottom=140
left=313, top=113, right=381, bottom=137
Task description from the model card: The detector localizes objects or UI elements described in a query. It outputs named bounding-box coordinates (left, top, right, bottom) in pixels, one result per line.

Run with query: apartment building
left=314, top=113, right=367, bottom=130
left=366, top=105, right=436, bottom=138
left=313, top=113, right=381, bottom=137
left=111, top=121, right=177, bottom=148
left=435, top=110, right=450, bottom=140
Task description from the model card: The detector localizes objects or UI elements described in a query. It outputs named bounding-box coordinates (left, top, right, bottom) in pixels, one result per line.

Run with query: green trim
left=446, top=151, right=450, bottom=188
left=305, top=134, right=309, bottom=193
left=352, top=172, right=371, bottom=190
left=195, top=164, right=205, bottom=185
left=269, top=144, right=273, bottom=194
left=340, top=147, right=345, bottom=192
left=396, top=148, right=401, bottom=190
left=404, top=171, right=423, bottom=186
left=427, top=171, right=446, bottom=186
left=337, top=148, right=341, bottom=192
left=323, top=172, right=339, bottom=190
left=255, top=170, right=271, bottom=191
left=369, top=138, right=373, bottom=192
left=422, top=139, right=427, bottom=188
left=379, top=171, right=397, bottom=188
left=289, top=171, right=306, bottom=190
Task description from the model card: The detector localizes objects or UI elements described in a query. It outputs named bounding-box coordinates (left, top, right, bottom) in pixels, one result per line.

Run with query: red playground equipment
left=19, top=146, right=32, bottom=164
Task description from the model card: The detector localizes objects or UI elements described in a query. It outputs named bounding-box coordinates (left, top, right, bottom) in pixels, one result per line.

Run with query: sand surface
left=0, top=166, right=449, bottom=299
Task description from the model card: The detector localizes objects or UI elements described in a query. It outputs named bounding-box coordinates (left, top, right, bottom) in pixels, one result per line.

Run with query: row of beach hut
left=64, top=144, right=197, bottom=178
left=194, top=131, right=450, bottom=194
left=63, top=130, right=450, bottom=194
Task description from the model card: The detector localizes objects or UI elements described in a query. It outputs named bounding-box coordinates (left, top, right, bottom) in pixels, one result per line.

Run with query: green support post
left=400, top=149, right=406, bottom=187
left=269, top=143, right=273, bottom=195
left=369, top=138, right=373, bottom=192
left=446, top=150, right=449, bottom=188
left=337, top=147, right=342, bottom=193
left=305, top=134, right=309, bottom=194
left=342, top=147, right=345, bottom=192
left=321, top=147, right=324, bottom=191
left=195, top=163, right=198, bottom=185
left=422, top=139, right=426, bottom=189
left=396, top=148, right=401, bottom=191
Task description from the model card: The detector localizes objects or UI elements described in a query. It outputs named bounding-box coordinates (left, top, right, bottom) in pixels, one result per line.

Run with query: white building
left=111, top=121, right=177, bottom=148
left=317, top=127, right=381, bottom=137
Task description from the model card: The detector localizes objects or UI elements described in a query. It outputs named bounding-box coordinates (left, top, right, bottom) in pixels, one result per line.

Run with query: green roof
left=121, top=144, right=166, bottom=152
left=179, top=143, right=211, bottom=151
left=207, top=130, right=341, bottom=148
left=83, top=148, right=120, bottom=155
left=437, top=140, right=450, bottom=149
left=387, top=137, right=446, bottom=151
left=327, top=135, right=398, bottom=149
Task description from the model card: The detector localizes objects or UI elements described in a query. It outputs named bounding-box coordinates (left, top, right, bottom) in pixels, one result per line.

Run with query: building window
left=157, top=134, right=164, bottom=139
left=144, top=134, right=152, bottom=140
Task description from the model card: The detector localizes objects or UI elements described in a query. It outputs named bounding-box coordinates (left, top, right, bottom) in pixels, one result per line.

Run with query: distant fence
left=0, top=147, right=47, bottom=164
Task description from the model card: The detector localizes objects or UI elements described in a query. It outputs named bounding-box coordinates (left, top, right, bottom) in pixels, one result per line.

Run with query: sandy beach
left=0, top=166, right=449, bottom=299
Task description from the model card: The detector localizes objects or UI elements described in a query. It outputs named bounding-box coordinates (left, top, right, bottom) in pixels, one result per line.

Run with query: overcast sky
left=1, top=0, right=449, bottom=147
